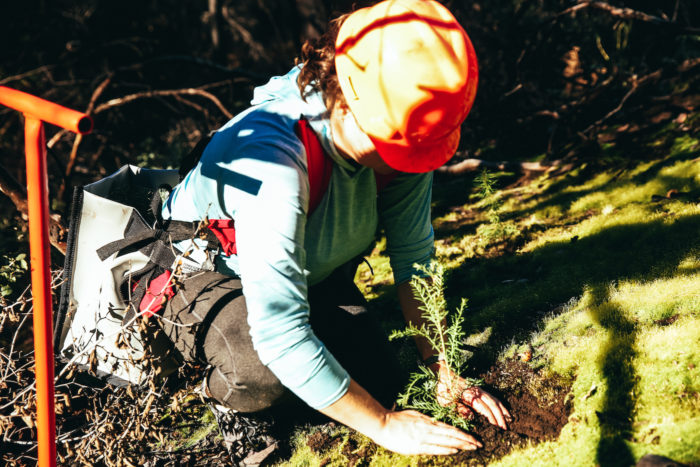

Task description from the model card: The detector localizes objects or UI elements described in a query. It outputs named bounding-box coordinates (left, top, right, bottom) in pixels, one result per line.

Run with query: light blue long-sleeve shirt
left=163, top=66, right=434, bottom=409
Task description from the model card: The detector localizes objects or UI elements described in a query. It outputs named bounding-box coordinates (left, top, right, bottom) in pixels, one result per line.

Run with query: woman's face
left=329, top=103, right=395, bottom=175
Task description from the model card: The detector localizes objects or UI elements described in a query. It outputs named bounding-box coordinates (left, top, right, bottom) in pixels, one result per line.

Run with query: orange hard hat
left=334, top=0, right=478, bottom=173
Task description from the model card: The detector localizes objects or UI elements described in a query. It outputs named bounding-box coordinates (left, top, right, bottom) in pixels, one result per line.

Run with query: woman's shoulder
left=206, top=104, right=307, bottom=171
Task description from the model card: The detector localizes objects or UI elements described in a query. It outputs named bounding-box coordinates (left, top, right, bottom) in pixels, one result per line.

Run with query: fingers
left=470, top=396, right=504, bottom=429
left=456, top=402, right=474, bottom=420
left=422, top=418, right=481, bottom=450
left=436, top=371, right=513, bottom=430
left=498, top=399, right=513, bottom=423
left=432, top=421, right=481, bottom=447
left=408, top=411, right=482, bottom=451
left=462, top=388, right=511, bottom=430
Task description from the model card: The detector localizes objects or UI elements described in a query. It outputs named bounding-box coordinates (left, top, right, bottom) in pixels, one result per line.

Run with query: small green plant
left=475, top=168, right=519, bottom=244
left=0, top=253, right=29, bottom=300
left=389, top=262, right=479, bottom=430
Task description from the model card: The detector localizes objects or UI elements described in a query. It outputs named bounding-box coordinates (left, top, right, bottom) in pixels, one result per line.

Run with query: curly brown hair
left=295, top=14, right=349, bottom=111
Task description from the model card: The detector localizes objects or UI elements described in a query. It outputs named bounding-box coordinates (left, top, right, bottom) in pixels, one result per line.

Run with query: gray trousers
left=160, top=264, right=405, bottom=413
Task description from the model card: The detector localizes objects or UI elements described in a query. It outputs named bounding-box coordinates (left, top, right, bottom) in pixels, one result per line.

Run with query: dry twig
left=93, top=87, right=233, bottom=120
left=0, top=165, right=68, bottom=253
left=557, top=0, right=699, bottom=33
left=437, top=154, right=564, bottom=176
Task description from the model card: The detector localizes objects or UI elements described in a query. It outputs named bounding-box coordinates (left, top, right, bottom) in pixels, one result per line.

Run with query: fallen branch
left=221, top=6, right=271, bottom=63
left=54, top=76, right=115, bottom=201
left=559, top=1, right=665, bottom=24
left=437, top=156, right=563, bottom=176
left=66, top=76, right=113, bottom=175
left=93, top=87, right=233, bottom=120
left=0, top=65, right=55, bottom=86
left=581, top=57, right=700, bottom=135
left=0, top=164, right=67, bottom=254
left=557, top=1, right=700, bottom=34
left=0, top=165, right=28, bottom=215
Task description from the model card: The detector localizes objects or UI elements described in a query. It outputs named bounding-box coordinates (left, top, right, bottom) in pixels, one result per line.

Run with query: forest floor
left=275, top=117, right=700, bottom=467
left=1, top=115, right=698, bottom=467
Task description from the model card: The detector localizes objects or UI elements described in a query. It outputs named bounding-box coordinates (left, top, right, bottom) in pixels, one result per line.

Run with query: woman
left=161, top=0, right=510, bottom=457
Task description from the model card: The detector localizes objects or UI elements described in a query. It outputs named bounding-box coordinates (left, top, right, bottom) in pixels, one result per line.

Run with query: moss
left=284, top=148, right=700, bottom=466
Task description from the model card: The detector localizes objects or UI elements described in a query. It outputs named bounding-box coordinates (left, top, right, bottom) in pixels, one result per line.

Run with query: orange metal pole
left=0, top=86, right=92, bottom=134
left=24, top=116, right=57, bottom=467
left=0, top=86, right=92, bottom=467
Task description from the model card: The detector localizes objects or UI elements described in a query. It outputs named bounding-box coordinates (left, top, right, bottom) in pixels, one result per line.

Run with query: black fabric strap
left=165, top=220, right=221, bottom=246
left=96, top=210, right=153, bottom=260
left=96, top=229, right=162, bottom=261
left=97, top=219, right=217, bottom=262
left=122, top=266, right=158, bottom=325
left=147, top=240, right=178, bottom=271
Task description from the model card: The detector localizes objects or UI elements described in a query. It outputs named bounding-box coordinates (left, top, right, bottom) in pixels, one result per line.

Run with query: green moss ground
left=277, top=130, right=700, bottom=466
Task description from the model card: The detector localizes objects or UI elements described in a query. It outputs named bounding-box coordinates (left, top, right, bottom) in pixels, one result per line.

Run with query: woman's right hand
left=371, top=409, right=482, bottom=456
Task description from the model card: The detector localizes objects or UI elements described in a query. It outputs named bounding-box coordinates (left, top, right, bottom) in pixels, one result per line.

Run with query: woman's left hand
left=434, top=363, right=512, bottom=430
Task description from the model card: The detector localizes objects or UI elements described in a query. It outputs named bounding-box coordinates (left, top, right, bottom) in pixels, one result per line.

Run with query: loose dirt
left=451, top=358, right=573, bottom=465
left=306, top=358, right=573, bottom=466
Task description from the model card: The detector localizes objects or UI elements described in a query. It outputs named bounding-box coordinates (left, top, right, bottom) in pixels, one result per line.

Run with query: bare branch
left=0, top=163, right=67, bottom=253
left=173, top=95, right=211, bottom=119
left=437, top=155, right=563, bottom=176
left=207, top=0, right=220, bottom=50
left=678, top=57, right=700, bottom=73
left=556, top=1, right=700, bottom=34
left=93, top=88, right=234, bottom=120
left=0, top=65, right=55, bottom=86
left=55, top=75, right=114, bottom=200
left=46, top=128, right=70, bottom=149
left=47, top=76, right=112, bottom=153
left=0, top=163, right=28, bottom=215
left=580, top=57, right=699, bottom=135
left=221, top=6, right=271, bottom=63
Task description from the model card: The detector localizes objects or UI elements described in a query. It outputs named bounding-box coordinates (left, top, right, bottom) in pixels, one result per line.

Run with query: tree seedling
left=475, top=168, right=519, bottom=245
left=390, top=262, right=480, bottom=431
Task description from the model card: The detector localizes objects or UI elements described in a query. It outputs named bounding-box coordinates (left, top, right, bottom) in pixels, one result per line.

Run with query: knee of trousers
left=208, top=365, right=289, bottom=413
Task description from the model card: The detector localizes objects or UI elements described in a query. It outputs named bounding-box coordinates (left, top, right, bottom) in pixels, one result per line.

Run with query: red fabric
left=295, top=118, right=333, bottom=215
left=207, top=218, right=237, bottom=256
left=139, top=270, right=175, bottom=318
left=204, top=119, right=396, bottom=260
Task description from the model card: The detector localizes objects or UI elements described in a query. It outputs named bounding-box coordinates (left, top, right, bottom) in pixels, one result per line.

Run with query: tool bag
left=55, top=118, right=397, bottom=386
left=54, top=165, right=198, bottom=385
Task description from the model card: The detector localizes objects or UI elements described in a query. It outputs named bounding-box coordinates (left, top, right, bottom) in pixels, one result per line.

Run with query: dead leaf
left=20, top=413, right=34, bottom=429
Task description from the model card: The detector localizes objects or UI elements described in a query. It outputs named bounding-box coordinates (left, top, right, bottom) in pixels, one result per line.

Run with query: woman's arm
left=319, top=378, right=482, bottom=455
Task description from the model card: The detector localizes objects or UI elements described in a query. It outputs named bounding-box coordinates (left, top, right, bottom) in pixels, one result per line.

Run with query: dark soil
left=451, top=358, right=573, bottom=465
left=306, top=358, right=572, bottom=466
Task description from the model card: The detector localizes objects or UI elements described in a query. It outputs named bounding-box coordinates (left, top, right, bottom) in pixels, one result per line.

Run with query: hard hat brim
left=370, top=126, right=460, bottom=173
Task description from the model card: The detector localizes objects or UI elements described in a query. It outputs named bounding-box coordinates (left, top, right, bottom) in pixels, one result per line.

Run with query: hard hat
left=334, top=0, right=478, bottom=173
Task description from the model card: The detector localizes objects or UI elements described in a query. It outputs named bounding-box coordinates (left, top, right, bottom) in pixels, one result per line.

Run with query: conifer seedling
left=390, top=262, right=480, bottom=431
